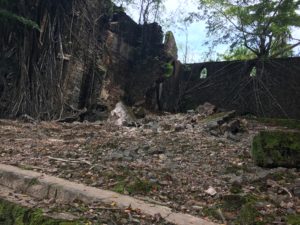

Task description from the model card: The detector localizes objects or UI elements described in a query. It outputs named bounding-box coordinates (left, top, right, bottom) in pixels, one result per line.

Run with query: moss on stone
left=251, top=131, right=300, bottom=168
left=0, top=199, right=82, bottom=225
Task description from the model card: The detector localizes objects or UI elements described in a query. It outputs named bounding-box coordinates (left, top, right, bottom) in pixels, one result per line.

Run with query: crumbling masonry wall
left=0, top=0, right=166, bottom=120
left=160, top=57, right=300, bottom=119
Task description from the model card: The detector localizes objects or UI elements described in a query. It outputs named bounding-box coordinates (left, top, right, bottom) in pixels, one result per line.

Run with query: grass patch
left=113, top=178, right=155, bottom=195
left=235, top=203, right=259, bottom=225
left=104, top=167, right=157, bottom=195
left=0, top=199, right=81, bottom=225
left=230, top=183, right=243, bottom=194
left=268, top=171, right=298, bottom=183
left=250, top=117, right=300, bottom=130
left=202, top=194, right=275, bottom=224
left=202, top=206, right=222, bottom=221
left=251, top=131, right=300, bottom=168
left=222, top=195, right=247, bottom=212
left=286, top=214, right=300, bottom=225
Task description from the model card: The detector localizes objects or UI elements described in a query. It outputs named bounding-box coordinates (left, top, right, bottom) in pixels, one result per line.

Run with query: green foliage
left=197, top=0, right=300, bottom=59
left=218, top=46, right=256, bottom=61
left=162, top=62, right=174, bottom=77
left=0, top=0, right=39, bottom=30
left=0, top=9, right=39, bottom=30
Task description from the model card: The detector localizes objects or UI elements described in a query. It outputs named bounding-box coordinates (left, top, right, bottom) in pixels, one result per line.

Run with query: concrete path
left=0, top=164, right=218, bottom=225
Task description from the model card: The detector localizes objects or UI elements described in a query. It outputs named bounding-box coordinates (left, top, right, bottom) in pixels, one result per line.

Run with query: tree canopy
left=195, top=0, right=300, bottom=59
left=0, top=0, right=39, bottom=30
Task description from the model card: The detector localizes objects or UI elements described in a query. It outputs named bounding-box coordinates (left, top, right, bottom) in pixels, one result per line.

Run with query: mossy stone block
left=251, top=131, right=300, bottom=168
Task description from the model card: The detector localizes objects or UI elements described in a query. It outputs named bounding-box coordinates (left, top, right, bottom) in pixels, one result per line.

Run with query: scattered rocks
left=0, top=110, right=299, bottom=225
left=203, top=111, right=242, bottom=141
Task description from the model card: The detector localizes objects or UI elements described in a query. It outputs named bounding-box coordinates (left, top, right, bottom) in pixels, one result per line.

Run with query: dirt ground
left=0, top=112, right=299, bottom=225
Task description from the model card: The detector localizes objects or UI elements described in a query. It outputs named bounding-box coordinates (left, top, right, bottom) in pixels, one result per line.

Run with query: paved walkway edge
left=0, top=164, right=218, bottom=225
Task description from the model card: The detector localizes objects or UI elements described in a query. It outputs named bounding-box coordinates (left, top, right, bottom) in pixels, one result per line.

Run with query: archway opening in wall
left=200, top=67, right=208, bottom=79
left=250, top=66, right=257, bottom=77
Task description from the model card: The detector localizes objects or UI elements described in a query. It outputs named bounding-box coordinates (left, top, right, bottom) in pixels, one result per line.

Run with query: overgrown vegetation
left=162, top=63, right=173, bottom=78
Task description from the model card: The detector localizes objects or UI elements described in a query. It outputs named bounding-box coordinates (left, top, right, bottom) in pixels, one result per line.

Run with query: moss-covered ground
left=202, top=194, right=275, bottom=225
left=251, top=131, right=300, bottom=168
left=247, top=117, right=300, bottom=130
left=0, top=199, right=81, bottom=225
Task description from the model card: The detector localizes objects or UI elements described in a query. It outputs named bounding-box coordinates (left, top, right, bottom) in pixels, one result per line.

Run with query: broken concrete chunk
left=205, top=186, right=217, bottom=196
left=196, top=102, right=217, bottom=116
left=110, top=102, right=136, bottom=126
left=251, top=131, right=300, bottom=168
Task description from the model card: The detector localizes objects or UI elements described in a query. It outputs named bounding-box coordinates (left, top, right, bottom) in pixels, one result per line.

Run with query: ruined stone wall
left=0, top=0, right=167, bottom=120
left=161, top=57, right=300, bottom=119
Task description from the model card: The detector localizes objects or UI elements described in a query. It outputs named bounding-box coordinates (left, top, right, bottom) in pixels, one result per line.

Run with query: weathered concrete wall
left=160, top=57, right=300, bottom=119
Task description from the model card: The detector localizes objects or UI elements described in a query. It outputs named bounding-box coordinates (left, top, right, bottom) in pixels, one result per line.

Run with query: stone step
left=0, top=164, right=218, bottom=225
